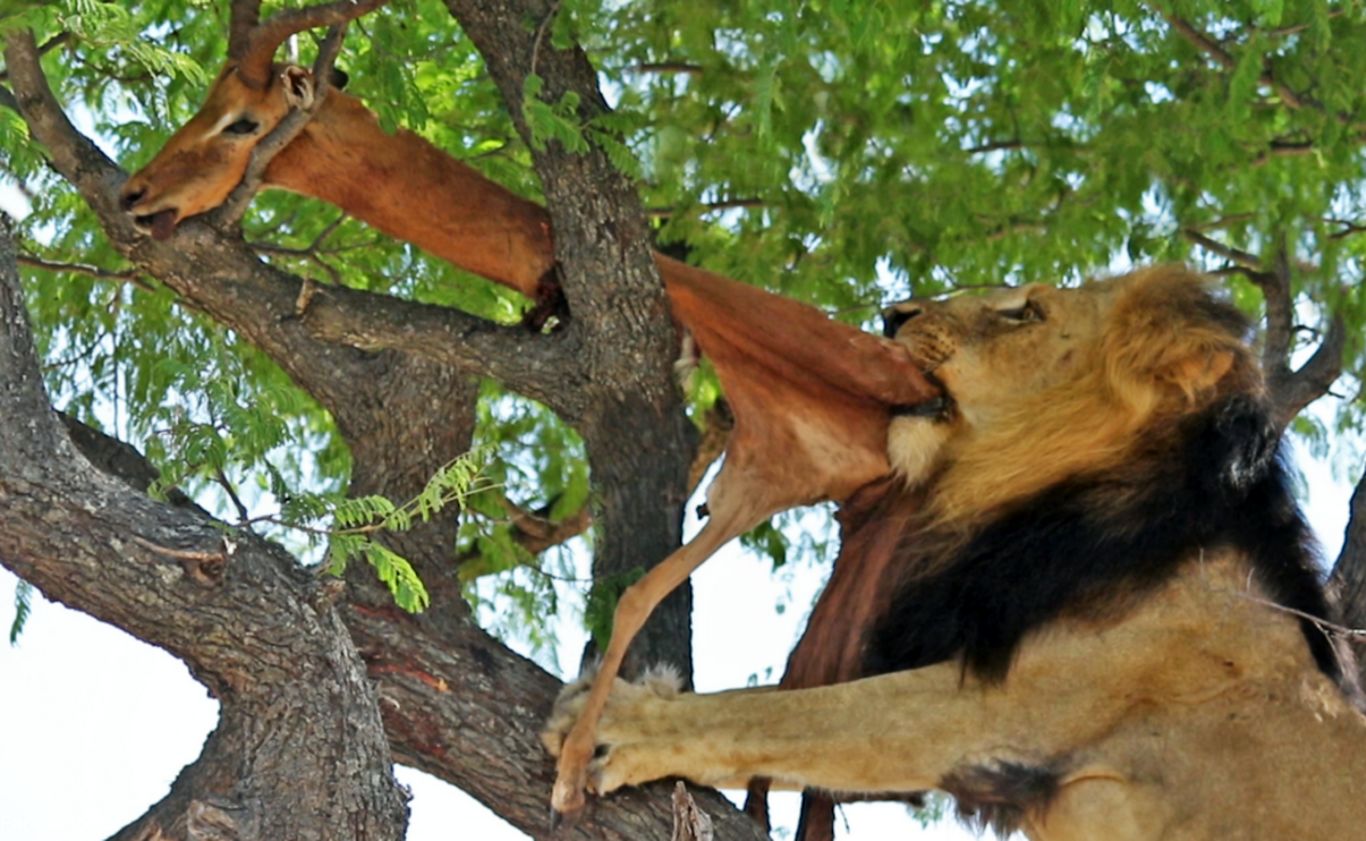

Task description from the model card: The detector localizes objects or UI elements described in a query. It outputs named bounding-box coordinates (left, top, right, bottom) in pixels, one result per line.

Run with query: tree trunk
left=443, top=0, right=699, bottom=676
left=0, top=217, right=409, bottom=841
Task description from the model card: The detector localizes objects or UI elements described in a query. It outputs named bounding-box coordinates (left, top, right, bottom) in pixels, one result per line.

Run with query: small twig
left=132, top=539, right=224, bottom=563
left=131, top=534, right=236, bottom=586
left=250, top=213, right=351, bottom=285
left=646, top=198, right=764, bottom=219
left=1181, top=229, right=1265, bottom=274
left=455, top=489, right=593, bottom=583
left=1239, top=590, right=1366, bottom=638
left=1251, top=139, right=1318, bottom=167
left=964, top=138, right=1026, bottom=154
left=215, top=466, right=252, bottom=525
left=1183, top=213, right=1256, bottom=233
left=1252, top=10, right=1345, bottom=38
left=295, top=277, right=319, bottom=316
left=529, top=0, right=562, bottom=79
left=41, top=326, right=113, bottom=372
left=1328, top=219, right=1366, bottom=241
left=629, top=62, right=704, bottom=77
left=18, top=253, right=154, bottom=291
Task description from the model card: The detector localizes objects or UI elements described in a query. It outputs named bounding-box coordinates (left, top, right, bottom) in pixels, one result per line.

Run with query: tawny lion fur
left=545, top=267, right=1366, bottom=841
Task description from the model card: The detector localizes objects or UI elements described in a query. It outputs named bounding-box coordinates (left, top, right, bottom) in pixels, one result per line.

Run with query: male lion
left=545, top=266, right=1366, bottom=840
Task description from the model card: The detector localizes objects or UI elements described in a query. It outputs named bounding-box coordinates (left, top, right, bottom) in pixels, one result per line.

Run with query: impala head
left=119, top=0, right=383, bottom=239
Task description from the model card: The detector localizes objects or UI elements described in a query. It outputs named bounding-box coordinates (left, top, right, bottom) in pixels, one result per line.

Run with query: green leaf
left=9, top=578, right=33, bottom=645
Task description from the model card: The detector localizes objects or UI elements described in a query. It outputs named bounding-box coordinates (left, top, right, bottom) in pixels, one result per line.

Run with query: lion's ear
left=1162, top=349, right=1236, bottom=398
left=1102, top=266, right=1250, bottom=410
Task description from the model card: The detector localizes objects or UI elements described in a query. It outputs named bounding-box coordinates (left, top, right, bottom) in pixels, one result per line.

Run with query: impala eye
left=223, top=117, right=259, bottom=136
left=998, top=300, right=1045, bottom=323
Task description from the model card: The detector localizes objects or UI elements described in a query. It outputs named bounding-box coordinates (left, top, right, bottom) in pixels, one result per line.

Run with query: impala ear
left=281, top=65, right=315, bottom=109
left=328, top=67, right=349, bottom=90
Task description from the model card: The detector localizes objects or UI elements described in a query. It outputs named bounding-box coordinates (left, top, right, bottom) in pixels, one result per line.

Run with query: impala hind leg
left=548, top=481, right=769, bottom=814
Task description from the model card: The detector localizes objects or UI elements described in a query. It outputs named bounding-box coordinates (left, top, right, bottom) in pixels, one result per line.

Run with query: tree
left=1, top=1, right=1364, bottom=839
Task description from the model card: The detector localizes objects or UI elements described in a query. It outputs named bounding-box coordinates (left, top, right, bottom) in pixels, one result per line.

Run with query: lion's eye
left=223, top=117, right=260, bottom=136
left=998, top=301, right=1045, bottom=323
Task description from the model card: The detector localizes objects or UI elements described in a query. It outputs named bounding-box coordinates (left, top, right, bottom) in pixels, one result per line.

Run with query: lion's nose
left=882, top=305, right=923, bottom=338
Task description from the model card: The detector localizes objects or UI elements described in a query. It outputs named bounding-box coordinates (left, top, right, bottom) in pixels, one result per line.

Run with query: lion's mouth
left=892, top=394, right=954, bottom=420
left=133, top=209, right=179, bottom=241
left=892, top=372, right=954, bottom=421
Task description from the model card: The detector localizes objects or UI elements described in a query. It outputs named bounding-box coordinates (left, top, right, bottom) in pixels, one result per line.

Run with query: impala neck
left=265, top=92, right=556, bottom=300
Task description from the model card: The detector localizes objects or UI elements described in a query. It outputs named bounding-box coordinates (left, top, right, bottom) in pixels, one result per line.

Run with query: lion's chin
left=887, top=415, right=952, bottom=487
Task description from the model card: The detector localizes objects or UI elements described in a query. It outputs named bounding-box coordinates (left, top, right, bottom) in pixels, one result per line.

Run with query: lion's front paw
left=541, top=664, right=684, bottom=794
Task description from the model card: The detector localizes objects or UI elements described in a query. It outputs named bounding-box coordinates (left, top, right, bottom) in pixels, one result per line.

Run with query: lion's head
left=867, top=265, right=1339, bottom=686
left=883, top=265, right=1262, bottom=527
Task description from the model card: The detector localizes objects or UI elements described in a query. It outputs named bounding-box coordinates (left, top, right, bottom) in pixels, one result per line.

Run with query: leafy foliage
left=3, top=0, right=1365, bottom=650
left=296, top=448, right=492, bottom=611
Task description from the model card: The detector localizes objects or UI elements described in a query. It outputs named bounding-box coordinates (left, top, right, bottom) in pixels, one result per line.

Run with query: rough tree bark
left=443, top=0, right=699, bottom=677
left=2, top=16, right=765, bottom=841
left=1331, top=468, right=1366, bottom=686
left=0, top=217, right=409, bottom=840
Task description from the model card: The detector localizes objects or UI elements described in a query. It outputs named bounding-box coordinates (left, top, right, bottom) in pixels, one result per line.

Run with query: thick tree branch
left=445, top=0, right=701, bottom=677
left=0, top=216, right=407, bottom=841
left=1267, top=313, right=1346, bottom=430
left=1330, top=467, right=1366, bottom=684
left=297, top=280, right=582, bottom=413
left=1259, top=244, right=1295, bottom=383
left=44, top=365, right=762, bottom=841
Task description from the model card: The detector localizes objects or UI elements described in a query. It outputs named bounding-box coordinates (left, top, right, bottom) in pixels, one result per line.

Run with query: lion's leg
left=575, top=635, right=1149, bottom=798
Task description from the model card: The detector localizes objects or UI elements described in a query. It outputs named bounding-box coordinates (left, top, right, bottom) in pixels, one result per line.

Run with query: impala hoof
left=550, top=771, right=588, bottom=816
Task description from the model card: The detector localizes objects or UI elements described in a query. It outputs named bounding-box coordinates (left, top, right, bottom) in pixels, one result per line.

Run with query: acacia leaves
left=322, top=449, right=491, bottom=612
left=4, top=0, right=1365, bottom=625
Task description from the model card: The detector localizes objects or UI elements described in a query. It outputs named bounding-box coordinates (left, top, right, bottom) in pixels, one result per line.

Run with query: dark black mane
left=864, top=395, right=1339, bottom=684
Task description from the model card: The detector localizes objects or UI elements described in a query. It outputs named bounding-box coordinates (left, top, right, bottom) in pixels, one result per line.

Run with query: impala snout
left=120, top=179, right=182, bottom=241
left=119, top=185, right=145, bottom=211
